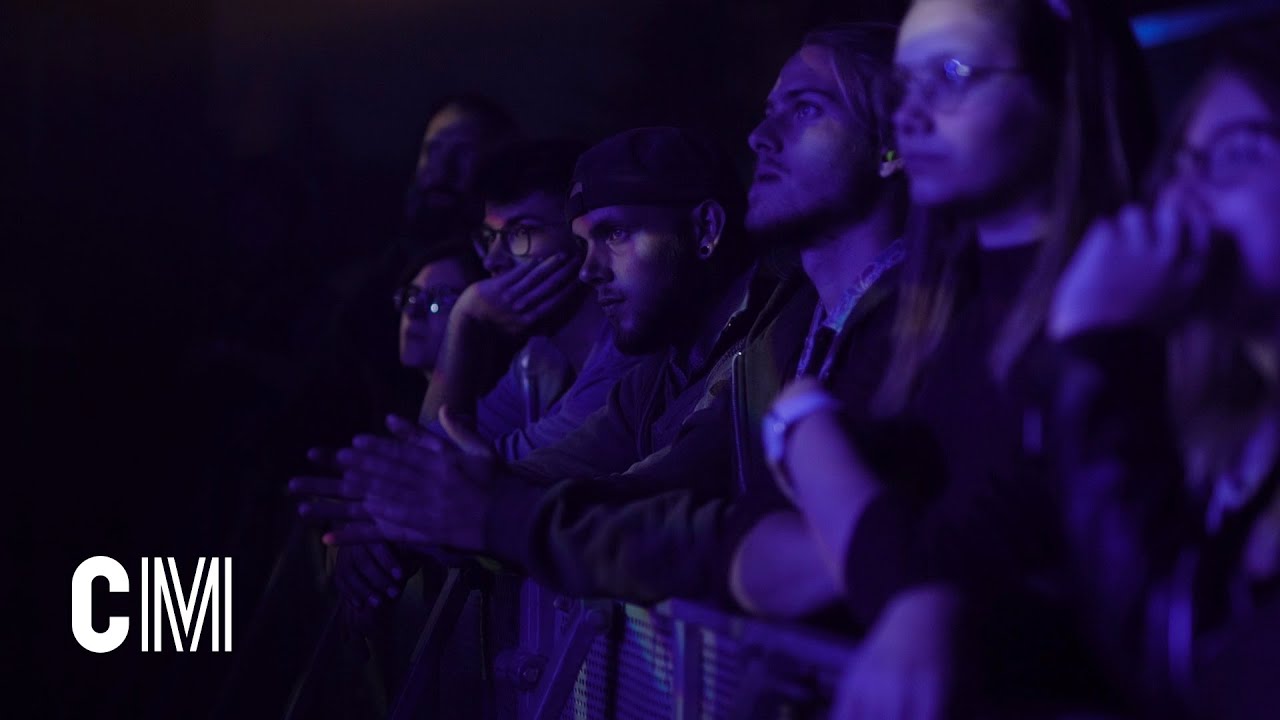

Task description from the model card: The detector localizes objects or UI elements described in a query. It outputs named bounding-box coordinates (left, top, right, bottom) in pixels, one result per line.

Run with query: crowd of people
left=280, top=0, right=1280, bottom=717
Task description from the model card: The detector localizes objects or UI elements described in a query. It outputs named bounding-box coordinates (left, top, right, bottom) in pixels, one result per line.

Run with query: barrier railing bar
left=388, top=566, right=472, bottom=720
left=531, top=599, right=614, bottom=720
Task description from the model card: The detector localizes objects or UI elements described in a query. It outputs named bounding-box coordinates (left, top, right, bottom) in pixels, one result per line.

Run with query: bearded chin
left=748, top=202, right=859, bottom=251
left=749, top=184, right=880, bottom=250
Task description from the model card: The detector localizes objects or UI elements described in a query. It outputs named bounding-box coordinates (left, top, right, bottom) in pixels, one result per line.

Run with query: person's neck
left=546, top=293, right=605, bottom=372
left=800, top=200, right=899, bottom=316
left=974, top=188, right=1052, bottom=250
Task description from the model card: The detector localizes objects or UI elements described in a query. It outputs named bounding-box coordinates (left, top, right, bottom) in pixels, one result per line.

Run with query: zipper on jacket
left=730, top=350, right=749, bottom=494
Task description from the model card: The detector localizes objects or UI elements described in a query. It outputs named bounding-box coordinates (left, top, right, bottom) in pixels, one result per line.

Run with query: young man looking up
left=298, top=21, right=912, bottom=607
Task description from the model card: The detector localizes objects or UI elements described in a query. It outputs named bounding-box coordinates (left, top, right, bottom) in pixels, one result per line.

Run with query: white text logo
left=71, top=556, right=232, bottom=653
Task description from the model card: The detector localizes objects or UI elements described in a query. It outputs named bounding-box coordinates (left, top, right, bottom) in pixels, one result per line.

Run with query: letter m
left=148, top=557, right=232, bottom=652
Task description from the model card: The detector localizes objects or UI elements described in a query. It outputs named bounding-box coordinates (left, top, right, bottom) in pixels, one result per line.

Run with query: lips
left=752, top=160, right=785, bottom=184
left=596, top=294, right=625, bottom=316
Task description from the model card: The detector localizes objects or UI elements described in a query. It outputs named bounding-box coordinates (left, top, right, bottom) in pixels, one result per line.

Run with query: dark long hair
left=874, top=0, right=1156, bottom=414
left=1157, top=25, right=1280, bottom=494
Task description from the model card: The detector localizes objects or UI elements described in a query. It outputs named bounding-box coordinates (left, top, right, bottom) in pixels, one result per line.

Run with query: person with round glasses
left=394, top=242, right=484, bottom=376
left=1050, top=26, right=1280, bottom=718
left=420, top=138, right=643, bottom=463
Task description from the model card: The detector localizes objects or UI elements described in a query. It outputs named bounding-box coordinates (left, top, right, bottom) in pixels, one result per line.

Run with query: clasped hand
left=289, top=407, right=497, bottom=553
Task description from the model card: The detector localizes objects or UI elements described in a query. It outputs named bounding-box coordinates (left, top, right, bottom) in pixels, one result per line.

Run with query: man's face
left=478, top=191, right=579, bottom=276
left=414, top=104, right=503, bottom=209
left=574, top=205, right=698, bottom=355
left=399, top=258, right=473, bottom=371
left=746, top=45, right=876, bottom=238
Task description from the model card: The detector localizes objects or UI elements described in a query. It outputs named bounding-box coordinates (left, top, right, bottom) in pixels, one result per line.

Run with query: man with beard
left=292, top=125, right=762, bottom=588
left=294, top=24, right=913, bottom=607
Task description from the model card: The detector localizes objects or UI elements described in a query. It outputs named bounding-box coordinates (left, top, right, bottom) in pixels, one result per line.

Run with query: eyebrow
left=765, top=86, right=840, bottom=112
left=579, top=217, right=625, bottom=240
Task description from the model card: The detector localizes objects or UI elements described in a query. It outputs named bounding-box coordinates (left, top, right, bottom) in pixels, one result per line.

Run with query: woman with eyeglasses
left=1049, top=28, right=1280, bottom=718
left=395, top=242, right=485, bottom=376
left=739, top=0, right=1157, bottom=716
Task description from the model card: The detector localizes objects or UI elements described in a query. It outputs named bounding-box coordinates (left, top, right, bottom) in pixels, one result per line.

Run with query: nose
left=578, top=241, right=612, bottom=287
left=483, top=240, right=515, bottom=276
left=748, top=115, right=780, bottom=157
left=892, top=89, right=932, bottom=140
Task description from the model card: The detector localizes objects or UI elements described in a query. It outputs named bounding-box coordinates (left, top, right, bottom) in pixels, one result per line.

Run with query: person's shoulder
left=519, top=335, right=571, bottom=370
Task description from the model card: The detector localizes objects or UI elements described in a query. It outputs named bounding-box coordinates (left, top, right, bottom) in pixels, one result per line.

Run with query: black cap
left=566, top=127, right=744, bottom=221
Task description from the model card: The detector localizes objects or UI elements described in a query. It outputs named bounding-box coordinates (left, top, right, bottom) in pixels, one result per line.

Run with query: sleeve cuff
left=483, top=475, right=546, bottom=570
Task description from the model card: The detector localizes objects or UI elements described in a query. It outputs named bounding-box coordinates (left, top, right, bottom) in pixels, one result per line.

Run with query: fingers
left=337, top=441, right=441, bottom=486
left=350, top=545, right=398, bottom=604
left=504, top=253, right=575, bottom=308
left=385, top=414, right=446, bottom=451
left=335, top=549, right=378, bottom=605
left=369, top=542, right=405, bottom=586
left=338, top=440, right=411, bottom=476
left=490, top=258, right=538, bottom=292
left=521, top=275, right=584, bottom=325
left=439, top=404, right=494, bottom=457
left=306, top=447, right=342, bottom=472
left=510, top=255, right=581, bottom=312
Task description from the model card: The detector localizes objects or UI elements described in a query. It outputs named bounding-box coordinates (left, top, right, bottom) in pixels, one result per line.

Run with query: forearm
left=489, top=443, right=734, bottom=602
left=730, top=510, right=841, bottom=618
left=786, top=411, right=884, bottom=593
left=421, top=311, right=515, bottom=423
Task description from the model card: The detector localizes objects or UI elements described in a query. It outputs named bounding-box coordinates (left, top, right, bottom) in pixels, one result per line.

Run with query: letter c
left=72, top=556, right=129, bottom=653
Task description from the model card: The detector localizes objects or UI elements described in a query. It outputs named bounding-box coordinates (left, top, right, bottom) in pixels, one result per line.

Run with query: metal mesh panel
left=559, top=605, right=676, bottom=720
left=616, top=606, right=675, bottom=719
left=562, top=633, right=609, bottom=720
left=699, top=626, right=743, bottom=720
left=540, top=598, right=853, bottom=720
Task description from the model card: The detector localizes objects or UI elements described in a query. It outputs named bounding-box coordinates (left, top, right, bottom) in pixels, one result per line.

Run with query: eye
left=943, top=58, right=972, bottom=85
left=606, top=226, right=630, bottom=243
left=794, top=101, right=820, bottom=121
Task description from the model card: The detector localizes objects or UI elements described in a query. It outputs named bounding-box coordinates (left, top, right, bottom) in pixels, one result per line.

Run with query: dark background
left=4, top=0, right=1259, bottom=717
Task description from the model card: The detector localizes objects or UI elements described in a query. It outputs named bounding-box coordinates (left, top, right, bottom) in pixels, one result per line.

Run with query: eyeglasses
left=889, top=58, right=1024, bottom=113
left=1175, top=121, right=1280, bottom=187
left=393, top=284, right=462, bottom=316
left=472, top=223, right=549, bottom=260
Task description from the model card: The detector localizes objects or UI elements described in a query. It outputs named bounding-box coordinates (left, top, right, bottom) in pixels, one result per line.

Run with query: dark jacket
left=482, top=269, right=776, bottom=597
left=483, top=264, right=904, bottom=607
left=1055, top=328, right=1280, bottom=718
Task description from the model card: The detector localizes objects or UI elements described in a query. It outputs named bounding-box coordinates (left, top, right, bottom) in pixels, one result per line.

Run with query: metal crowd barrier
left=387, top=573, right=858, bottom=720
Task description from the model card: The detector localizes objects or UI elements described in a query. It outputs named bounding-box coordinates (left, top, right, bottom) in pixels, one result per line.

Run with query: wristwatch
left=762, top=388, right=842, bottom=502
